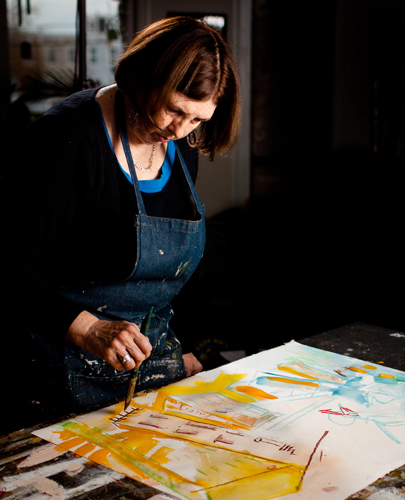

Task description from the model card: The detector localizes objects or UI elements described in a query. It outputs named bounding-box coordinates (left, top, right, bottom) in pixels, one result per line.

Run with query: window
left=90, top=47, right=97, bottom=63
left=6, top=0, right=124, bottom=118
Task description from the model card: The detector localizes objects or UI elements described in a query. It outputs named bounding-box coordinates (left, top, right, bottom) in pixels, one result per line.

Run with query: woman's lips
left=158, top=135, right=170, bottom=143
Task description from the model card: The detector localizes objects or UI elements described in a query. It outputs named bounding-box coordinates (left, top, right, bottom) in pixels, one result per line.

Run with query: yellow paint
left=378, top=374, right=395, bottom=379
left=161, top=372, right=254, bottom=403
left=49, top=372, right=311, bottom=498
left=53, top=418, right=306, bottom=500
left=57, top=422, right=193, bottom=488
left=348, top=366, right=367, bottom=374
left=134, top=373, right=253, bottom=417
left=363, top=365, right=377, bottom=370
left=235, top=386, right=277, bottom=400
left=132, top=372, right=269, bottom=432
left=267, top=376, right=319, bottom=387
left=199, top=464, right=304, bottom=500
left=149, top=445, right=176, bottom=465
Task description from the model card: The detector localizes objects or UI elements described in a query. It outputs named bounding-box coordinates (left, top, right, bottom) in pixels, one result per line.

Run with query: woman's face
left=132, top=91, right=217, bottom=145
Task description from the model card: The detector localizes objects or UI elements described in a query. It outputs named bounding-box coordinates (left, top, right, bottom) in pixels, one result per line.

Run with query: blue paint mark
left=373, top=419, right=402, bottom=444
left=330, top=378, right=369, bottom=407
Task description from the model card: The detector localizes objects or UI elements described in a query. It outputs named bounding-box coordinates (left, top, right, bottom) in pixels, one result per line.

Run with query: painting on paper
left=34, top=340, right=405, bottom=500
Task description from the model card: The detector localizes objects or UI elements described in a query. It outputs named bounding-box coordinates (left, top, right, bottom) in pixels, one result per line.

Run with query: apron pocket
left=71, top=371, right=130, bottom=412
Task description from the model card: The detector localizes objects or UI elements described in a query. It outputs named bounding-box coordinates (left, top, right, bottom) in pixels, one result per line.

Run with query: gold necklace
left=131, top=145, right=156, bottom=171
left=125, top=95, right=156, bottom=171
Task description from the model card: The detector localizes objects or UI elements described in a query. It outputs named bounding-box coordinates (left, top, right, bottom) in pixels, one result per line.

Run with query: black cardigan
left=1, top=88, right=199, bottom=343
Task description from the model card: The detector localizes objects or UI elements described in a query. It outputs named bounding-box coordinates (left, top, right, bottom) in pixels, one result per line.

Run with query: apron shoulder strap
left=115, top=89, right=147, bottom=215
left=174, top=141, right=203, bottom=210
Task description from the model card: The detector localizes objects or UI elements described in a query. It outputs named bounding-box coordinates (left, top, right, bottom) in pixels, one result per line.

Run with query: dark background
left=173, top=0, right=405, bottom=366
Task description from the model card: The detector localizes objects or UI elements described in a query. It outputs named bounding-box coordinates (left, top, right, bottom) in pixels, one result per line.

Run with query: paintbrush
left=124, top=306, right=154, bottom=411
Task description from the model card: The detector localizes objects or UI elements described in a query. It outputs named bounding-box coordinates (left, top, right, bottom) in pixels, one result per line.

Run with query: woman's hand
left=66, top=311, right=152, bottom=371
left=182, top=352, right=203, bottom=377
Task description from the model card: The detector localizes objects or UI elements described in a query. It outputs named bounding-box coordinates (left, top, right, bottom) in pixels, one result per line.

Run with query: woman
left=1, top=16, right=241, bottom=414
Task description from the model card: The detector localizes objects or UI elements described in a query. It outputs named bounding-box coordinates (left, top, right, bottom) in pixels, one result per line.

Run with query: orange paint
left=75, top=442, right=96, bottom=455
left=58, top=437, right=86, bottom=450
left=363, top=365, right=377, bottom=370
left=89, top=448, right=110, bottom=463
left=54, top=430, right=77, bottom=441
left=266, top=376, right=319, bottom=387
left=378, top=374, right=395, bottom=379
left=278, top=364, right=318, bottom=380
left=235, top=386, right=277, bottom=400
left=348, top=366, right=367, bottom=374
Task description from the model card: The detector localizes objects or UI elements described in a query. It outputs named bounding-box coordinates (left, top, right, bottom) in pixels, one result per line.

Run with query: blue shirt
left=97, top=102, right=174, bottom=193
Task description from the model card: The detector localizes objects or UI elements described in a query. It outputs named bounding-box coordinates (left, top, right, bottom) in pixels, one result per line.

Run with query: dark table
left=1, top=322, right=405, bottom=499
left=299, top=321, right=405, bottom=372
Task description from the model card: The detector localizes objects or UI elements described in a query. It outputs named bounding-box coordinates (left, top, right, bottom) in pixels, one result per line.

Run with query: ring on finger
left=120, top=353, right=132, bottom=365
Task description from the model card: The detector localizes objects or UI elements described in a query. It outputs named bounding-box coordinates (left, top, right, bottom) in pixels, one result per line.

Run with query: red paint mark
left=139, top=421, right=164, bottom=429
left=0, top=487, right=7, bottom=498
left=297, top=431, right=329, bottom=490
left=323, top=486, right=339, bottom=492
left=186, top=422, right=217, bottom=431
left=213, top=435, right=234, bottom=445
left=226, top=430, right=245, bottom=436
left=319, top=407, right=359, bottom=417
left=279, top=444, right=296, bottom=455
left=175, top=429, right=198, bottom=436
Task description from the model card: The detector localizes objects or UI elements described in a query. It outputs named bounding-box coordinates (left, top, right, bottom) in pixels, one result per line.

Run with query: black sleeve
left=1, top=113, right=96, bottom=344
left=1, top=115, right=200, bottom=346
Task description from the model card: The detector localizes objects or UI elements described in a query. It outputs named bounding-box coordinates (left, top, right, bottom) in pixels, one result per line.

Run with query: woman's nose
left=168, top=119, right=189, bottom=139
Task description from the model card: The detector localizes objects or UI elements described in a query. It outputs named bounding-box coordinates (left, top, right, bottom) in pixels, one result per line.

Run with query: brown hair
left=115, top=16, right=241, bottom=160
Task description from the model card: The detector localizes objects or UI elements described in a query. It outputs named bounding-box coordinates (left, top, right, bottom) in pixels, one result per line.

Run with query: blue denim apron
left=56, top=90, right=206, bottom=411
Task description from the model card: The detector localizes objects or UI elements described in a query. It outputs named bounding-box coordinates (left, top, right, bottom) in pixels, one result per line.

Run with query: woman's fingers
left=182, top=352, right=203, bottom=377
left=122, top=323, right=153, bottom=358
left=83, top=319, right=152, bottom=371
left=111, top=330, right=151, bottom=371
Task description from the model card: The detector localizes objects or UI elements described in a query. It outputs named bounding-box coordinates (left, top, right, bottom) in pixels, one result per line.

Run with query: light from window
left=90, top=47, right=97, bottom=63
left=203, top=15, right=225, bottom=30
